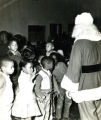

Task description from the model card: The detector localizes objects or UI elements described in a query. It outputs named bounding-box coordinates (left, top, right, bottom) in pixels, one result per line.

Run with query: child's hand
left=66, top=91, right=72, bottom=99
left=38, top=95, right=46, bottom=103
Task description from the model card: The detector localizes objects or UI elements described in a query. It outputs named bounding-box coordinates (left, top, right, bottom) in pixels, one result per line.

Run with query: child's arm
left=70, top=87, right=101, bottom=103
left=34, top=74, right=46, bottom=98
left=52, top=75, right=60, bottom=95
left=0, top=74, right=6, bottom=95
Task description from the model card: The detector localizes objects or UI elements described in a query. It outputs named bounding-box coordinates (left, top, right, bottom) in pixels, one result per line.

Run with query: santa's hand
left=66, top=91, right=72, bottom=99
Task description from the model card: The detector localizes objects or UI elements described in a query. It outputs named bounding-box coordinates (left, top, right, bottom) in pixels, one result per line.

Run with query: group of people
left=1, top=11, right=101, bottom=120
left=0, top=31, right=72, bottom=120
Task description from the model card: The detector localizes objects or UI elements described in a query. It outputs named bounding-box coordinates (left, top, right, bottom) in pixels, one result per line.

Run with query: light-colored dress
left=0, top=72, right=14, bottom=120
left=12, top=70, right=41, bottom=118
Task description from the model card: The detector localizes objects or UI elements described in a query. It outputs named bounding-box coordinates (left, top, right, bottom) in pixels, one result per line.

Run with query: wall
left=0, top=0, right=71, bottom=40
left=0, top=0, right=101, bottom=40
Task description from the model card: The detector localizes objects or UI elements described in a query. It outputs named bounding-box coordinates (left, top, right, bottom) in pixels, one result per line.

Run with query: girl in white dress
left=12, top=60, right=41, bottom=120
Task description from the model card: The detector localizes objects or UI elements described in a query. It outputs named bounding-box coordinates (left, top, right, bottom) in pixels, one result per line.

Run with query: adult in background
left=61, top=12, right=101, bottom=120
left=51, top=52, right=72, bottom=120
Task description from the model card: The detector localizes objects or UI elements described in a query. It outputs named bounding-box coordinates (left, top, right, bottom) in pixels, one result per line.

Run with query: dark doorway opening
left=28, top=25, right=46, bottom=56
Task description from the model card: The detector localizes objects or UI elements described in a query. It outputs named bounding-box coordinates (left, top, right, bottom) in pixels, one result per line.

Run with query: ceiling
left=0, top=0, right=11, bottom=6
left=0, top=0, right=18, bottom=9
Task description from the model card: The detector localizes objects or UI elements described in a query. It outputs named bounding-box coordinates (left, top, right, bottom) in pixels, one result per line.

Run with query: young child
left=46, top=42, right=56, bottom=56
left=50, top=52, right=72, bottom=120
left=7, top=39, right=22, bottom=91
left=11, top=60, right=41, bottom=120
left=34, top=56, right=59, bottom=120
left=0, top=57, right=15, bottom=120
left=7, top=39, right=21, bottom=60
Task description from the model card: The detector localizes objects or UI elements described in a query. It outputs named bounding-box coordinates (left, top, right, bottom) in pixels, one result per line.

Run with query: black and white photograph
left=0, top=0, right=101, bottom=120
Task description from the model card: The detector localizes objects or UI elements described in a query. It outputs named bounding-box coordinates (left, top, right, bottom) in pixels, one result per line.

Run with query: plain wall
left=0, top=0, right=101, bottom=40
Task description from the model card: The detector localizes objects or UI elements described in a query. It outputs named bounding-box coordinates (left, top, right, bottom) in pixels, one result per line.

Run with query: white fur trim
left=61, top=75, right=79, bottom=92
left=71, top=87, right=101, bottom=103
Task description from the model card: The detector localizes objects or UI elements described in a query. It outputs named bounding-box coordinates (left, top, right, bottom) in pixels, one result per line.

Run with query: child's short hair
left=46, top=42, right=54, bottom=48
left=41, top=56, right=54, bottom=69
left=50, top=52, right=65, bottom=63
left=8, top=38, right=18, bottom=46
left=19, top=59, right=33, bottom=68
left=0, top=57, right=13, bottom=68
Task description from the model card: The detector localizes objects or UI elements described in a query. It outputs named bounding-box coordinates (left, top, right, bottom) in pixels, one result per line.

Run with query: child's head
left=8, top=39, right=18, bottom=52
left=41, top=56, right=54, bottom=71
left=46, top=42, right=54, bottom=52
left=50, top=52, right=58, bottom=64
left=0, top=57, right=14, bottom=75
left=19, top=60, right=33, bottom=74
left=50, top=52, right=65, bottom=64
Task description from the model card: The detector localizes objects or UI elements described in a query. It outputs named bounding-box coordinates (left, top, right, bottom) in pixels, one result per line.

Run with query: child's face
left=45, top=62, right=54, bottom=71
left=22, top=63, right=33, bottom=74
left=46, top=43, right=54, bottom=52
left=2, top=61, right=14, bottom=75
left=8, top=41, right=18, bottom=52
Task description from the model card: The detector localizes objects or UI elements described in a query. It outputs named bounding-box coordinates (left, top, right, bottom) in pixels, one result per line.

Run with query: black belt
left=82, top=64, right=101, bottom=73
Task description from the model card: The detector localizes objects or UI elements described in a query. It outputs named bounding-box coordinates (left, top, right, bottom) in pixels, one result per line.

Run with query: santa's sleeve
left=61, top=41, right=81, bottom=92
left=71, top=87, right=101, bottom=103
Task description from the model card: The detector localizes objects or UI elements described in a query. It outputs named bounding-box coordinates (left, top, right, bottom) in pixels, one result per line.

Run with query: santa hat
left=75, top=12, right=93, bottom=25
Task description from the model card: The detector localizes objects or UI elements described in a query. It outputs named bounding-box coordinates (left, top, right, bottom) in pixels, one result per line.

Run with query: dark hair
left=50, top=52, right=65, bottom=63
left=0, top=57, right=13, bottom=68
left=41, top=56, right=54, bottom=69
left=19, top=60, right=33, bottom=68
left=21, top=46, right=35, bottom=61
left=8, top=38, right=18, bottom=46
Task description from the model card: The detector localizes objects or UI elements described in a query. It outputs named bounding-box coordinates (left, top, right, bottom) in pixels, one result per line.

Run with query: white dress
left=12, top=71, right=41, bottom=118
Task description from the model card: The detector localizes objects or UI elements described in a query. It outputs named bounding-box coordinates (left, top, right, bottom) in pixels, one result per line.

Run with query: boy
left=0, top=57, right=14, bottom=120
left=34, top=56, right=59, bottom=120
left=7, top=39, right=22, bottom=90
left=51, top=52, right=72, bottom=120
left=46, top=42, right=56, bottom=56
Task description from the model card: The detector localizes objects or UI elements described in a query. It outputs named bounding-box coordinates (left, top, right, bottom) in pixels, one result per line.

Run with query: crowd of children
left=0, top=30, right=71, bottom=120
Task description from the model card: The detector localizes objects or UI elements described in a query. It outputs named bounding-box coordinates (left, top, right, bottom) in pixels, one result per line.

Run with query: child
left=33, top=55, right=44, bottom=74
left=0, top=57, right=15, bottom=120
left=7, top=39, right=22, bottom=91
left=46, top=42, right=56, bottom=56
left=34, top=56, right=59, bottom=120
left=7, top=39, right=21, bottom=60
left=11, top=60, right=41, bottom=120
left=50, top=52, right=72, bottom=120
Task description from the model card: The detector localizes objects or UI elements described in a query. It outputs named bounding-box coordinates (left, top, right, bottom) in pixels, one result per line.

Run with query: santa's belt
left=82, top=64, right=101, bottom=73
